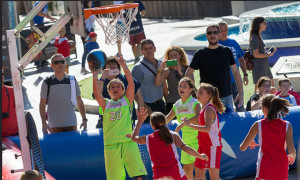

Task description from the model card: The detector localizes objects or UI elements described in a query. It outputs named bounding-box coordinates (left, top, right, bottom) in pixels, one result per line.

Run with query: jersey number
left=110, top=111, right=122, bottom=121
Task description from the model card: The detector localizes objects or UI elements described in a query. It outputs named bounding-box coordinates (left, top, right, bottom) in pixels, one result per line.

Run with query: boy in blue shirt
left=81, top=32, right=100, bottom=74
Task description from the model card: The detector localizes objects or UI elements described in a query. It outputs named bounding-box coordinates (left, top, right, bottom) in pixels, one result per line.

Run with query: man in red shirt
left=2, top=69, right=18, bottom=136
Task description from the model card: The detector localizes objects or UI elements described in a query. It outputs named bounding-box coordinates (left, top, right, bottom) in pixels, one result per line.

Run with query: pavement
left=20, top=17, right=298, bottom=179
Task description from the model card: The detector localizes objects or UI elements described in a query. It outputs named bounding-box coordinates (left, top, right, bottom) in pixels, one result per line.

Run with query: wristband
left=82, top=118, right=88, bottom=122
left=181, top=144, right=186, bottom=150
left=123, top=66, right=129, bottom=70
left=99, top=78, right=105, bottom=82
left=244, top=73, right=248, bottom=76
left=239, top=92, right=244, bottom=95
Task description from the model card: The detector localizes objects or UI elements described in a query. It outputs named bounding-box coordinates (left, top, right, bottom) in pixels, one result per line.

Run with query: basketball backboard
left=64, top=1, right=86, bottom=37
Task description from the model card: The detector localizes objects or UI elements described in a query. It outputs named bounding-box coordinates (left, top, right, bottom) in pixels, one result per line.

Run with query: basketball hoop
left=84, top=3, right=139, bottom=45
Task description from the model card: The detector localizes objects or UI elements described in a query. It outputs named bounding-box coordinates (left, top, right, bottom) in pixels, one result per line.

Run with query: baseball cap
left=86, top=32, right=97, bottom=41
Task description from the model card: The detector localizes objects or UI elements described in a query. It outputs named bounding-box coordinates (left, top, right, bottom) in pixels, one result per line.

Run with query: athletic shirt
left=173, top=96, right=199, bottom=144
left=103, top=96, right=133, bottom=145
left=256, top=118, right=289, bottom=179
left=146, top=130, right=186, bottom=180
left=198, top=103, right=222, bottom=147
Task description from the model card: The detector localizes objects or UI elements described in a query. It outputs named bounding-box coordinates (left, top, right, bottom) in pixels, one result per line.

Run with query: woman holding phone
left=249, top=16, right=277, bottom=93
left=155, top=46, right=189, bottom=114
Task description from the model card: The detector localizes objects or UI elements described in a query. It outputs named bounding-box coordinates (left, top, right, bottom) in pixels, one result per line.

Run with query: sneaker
left=80, top=68, right=90, bottom=74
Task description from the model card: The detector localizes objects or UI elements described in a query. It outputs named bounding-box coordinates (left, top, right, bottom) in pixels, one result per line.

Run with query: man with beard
left=185, top=24, right=244, bottom=112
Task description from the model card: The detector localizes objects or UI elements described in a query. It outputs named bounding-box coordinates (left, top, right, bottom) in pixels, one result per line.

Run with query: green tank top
left=103, top=96, right=133, bottom=145
left=173, top=96, right=199, bottom=144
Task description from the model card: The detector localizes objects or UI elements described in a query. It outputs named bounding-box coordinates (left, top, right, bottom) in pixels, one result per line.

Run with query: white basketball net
left=94, top=7, right=138, bottom=45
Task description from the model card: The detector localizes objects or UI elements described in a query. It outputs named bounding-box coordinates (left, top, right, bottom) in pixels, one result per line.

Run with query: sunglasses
left=207, top=31, right=219, bottom=35
left=53, top=60, right=65, bottom=65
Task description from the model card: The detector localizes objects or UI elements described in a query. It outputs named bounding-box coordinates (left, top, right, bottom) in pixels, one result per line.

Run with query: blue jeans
left=231, top=83, right=245, bottom=112
left=220, top=94, right=234, bottom=113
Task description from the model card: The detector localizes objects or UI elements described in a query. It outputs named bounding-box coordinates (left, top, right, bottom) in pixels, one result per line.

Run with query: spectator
left=132, top=39, right=166, bottom=122
left=246, top=77, right=271, bottom=111
left=81, top=32, right=99, bottom=74
left=33, top=1, right=57, bottom=25
left=249, top=17, right=276, bottom=92
left=218, top=21, right=248, bottom=112
left=122, top=1, right=146, bottom=64
left=20, top=170, right=43, bottom=180
left=155, top=46, right=189, bottom=114
left=93, top=56, right=145, bottom=128
left=277, top=78, right=297, bottom=106
left=2, top=69, right=18, bottom=137
left=32, top=1, right=57, bottom=67
left=270, top=86, right=278, bottom=95
left=39, top=54, right=87, bottom=134
left=185, top=24, right=244, bottom=112
left=81, top=1, right=96, bottom=74
left=54, top=27, right=71, bottom=74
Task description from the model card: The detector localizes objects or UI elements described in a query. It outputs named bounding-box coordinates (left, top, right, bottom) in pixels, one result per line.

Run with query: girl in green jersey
left=165, top=77, right=201, bottom=179
left=91, top=55, right=146, bottom=180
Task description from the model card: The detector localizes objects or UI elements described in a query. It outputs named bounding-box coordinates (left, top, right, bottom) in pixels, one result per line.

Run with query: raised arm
left=117, top=56, right=134, bottom=106
left=240, top=122, right=259, bottom=151
left=173, top=132, right=208, bottom=161
left=131, top=107, right=148, bottom=144
left=154, top=62, right=167, bottom=86
left=90, top=68, right=106, bottom=110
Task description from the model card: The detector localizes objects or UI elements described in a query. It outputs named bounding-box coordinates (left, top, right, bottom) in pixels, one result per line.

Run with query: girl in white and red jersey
left=183, top=83, right=225, bottom=180
left=131, top=109, right=208, bottom=180
left=240, top=94, right=296, bottom=180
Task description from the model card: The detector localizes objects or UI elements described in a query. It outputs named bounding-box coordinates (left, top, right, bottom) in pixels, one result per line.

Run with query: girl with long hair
left=155, top=46, right=189, bottom=113
left=131, top=110, right=208, bottom=180
left=182, top=83, right=225, bottom=180
left=240, top=94, right=296, bottom=179
left=249, top=16, right=276, bottom=92
left=165, top=77, right=201, bottom=179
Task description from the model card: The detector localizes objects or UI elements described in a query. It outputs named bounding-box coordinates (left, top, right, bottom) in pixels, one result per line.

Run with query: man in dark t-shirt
left=185, top=24, right=244, bottom=112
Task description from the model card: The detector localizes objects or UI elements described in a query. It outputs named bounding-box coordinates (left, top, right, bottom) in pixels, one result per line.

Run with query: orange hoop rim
left=84, top=3, right=139, bottom=20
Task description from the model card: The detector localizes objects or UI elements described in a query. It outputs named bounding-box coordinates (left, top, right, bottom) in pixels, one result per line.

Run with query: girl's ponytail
left=211, top=87, right=225, bottom=114
left=150, top=112, right=173, bottom=145
left=262, top=95, right=290, bottom=121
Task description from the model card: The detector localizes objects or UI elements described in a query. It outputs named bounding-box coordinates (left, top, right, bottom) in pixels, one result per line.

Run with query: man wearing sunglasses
left=185, top=24, right=244, bottom=113
left=39, top=54, right=88, bottom=134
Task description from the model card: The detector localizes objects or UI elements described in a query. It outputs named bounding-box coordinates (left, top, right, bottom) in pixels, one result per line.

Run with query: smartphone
left=166, top=59, right=178, bottom=67
left=108, top=69, right=120, bottom=76
left=268, top=46, right=275, bottom=53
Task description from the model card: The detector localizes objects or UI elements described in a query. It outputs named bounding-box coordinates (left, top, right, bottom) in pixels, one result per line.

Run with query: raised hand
left=158, top=61, right=167, bottom=71
left=116, top=54, right=127, bottom=68
left=101, top=69, right=110, bottom=79
left=136, top=107, right=148, bottom=123
left=249, top=140, right=259, bottom=149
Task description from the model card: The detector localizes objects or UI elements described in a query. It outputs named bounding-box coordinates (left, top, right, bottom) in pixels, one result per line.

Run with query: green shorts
left=181, top=142, right=199, bottom=164
left=104, top=141, right=147, bottom=180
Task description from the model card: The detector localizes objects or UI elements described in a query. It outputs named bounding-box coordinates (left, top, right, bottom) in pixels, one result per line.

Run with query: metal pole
left=6, top=29, right=32, bottom=171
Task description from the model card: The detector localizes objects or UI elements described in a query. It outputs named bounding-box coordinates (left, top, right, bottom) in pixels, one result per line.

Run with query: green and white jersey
left=173, top=96, right=199, bottom=144
left=103, top=96, right=133, bottom=145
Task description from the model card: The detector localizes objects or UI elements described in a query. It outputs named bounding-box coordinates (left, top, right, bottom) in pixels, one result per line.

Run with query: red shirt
left=256, top=118, right=289, bottom=179
left=54, top=37, right=70, bottom=57
left=2, top=86, right=18, bottom=136
left=146, top=130, right=187, bottom=180
left=198, top=103, right=222, bottom=147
